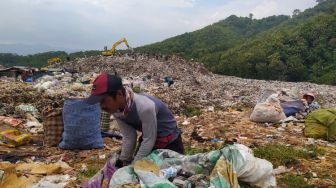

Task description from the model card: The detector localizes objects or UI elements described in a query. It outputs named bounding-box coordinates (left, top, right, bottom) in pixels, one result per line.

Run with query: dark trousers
left=138, top=134, right=185, bottom=155
left=162, top=134, right=185, bottom=154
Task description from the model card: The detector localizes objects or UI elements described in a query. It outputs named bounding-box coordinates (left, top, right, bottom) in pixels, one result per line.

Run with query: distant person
left=303, top=93, right=320, bottom=113
left=164, top=76, right=174, bottom=87
left=86, top=73, right=184, bottom=167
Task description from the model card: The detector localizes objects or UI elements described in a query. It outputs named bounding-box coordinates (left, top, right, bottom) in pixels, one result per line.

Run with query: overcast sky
left=0, top=0, right=317, bottom=51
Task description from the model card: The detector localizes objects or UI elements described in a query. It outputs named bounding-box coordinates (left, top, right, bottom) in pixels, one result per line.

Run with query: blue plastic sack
left=280, top=100, right=306, bottom=117
left=59, top=99, right=104, bottom=149
left=25, top=76, right=33, bottom=82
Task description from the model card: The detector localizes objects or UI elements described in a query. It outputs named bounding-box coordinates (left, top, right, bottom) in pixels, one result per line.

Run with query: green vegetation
left=253, top=143, right=318, bottom=167
left=0, top=50, right=100, bottom=68
left=136, top=0, right=336, bottom=85
left=137, top=15, right=290, bottom=60
left=279, top=174, right=314, bottom=188
left=78, top=163, right=101, bottom=178
left=185, top=146, right=205, bottom=155
left=183, top=106, right=202, bottom=117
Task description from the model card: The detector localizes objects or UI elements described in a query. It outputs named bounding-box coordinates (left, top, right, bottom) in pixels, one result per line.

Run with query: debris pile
left=59, top=55, right=336, bottom=114
left=0, top=54, right=335, bottom=187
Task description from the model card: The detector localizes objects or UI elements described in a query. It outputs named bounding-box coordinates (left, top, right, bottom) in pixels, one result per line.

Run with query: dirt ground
left=1, top=108, right=335, bottom=187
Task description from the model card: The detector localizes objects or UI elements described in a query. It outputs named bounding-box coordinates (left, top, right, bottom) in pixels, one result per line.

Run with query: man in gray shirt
left=86, top=73, right=184, bottom=166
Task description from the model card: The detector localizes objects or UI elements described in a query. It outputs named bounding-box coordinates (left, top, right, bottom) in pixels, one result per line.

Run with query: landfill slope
left=61, top=55, right=336, bottom=112
left=0, top=54, right=335, bottom=187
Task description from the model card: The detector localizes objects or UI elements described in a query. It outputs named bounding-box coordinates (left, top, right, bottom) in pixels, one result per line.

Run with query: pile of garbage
left=0, top=54, right=336, bottom=187
left=0, top=82, right=63, bottom=116
left=53, top=55, right=336, bottom=114
left=33, top=72, right=94, bottom=98
left=85, top=144, right=277, bottom=188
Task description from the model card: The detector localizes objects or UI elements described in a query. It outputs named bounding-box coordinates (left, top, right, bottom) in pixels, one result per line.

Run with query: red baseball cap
left=85, top=73, right=123, bottom=104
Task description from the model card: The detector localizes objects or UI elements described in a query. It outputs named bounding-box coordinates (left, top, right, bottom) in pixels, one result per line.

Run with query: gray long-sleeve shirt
left=114, top=93, right=178, bottom=162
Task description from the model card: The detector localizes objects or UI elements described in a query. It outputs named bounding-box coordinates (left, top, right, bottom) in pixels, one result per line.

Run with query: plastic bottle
left=181, top=162, right=203, bottom=175
left=160, top=167, right=178, bottom=179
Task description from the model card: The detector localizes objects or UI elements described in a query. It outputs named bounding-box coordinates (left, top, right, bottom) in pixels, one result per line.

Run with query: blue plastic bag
left=280, top=100, right=306, bottom=117
left=59, top=99, right=104, bottom=149
left=25, top=76, right=33, bottom=82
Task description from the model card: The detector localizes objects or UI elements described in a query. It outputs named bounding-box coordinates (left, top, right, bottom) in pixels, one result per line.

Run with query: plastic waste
left=181, top=162, right=204, bottom=176
left=0, top=130, right=32, bottom=147
left=16, top=104, right=39, bottom=117
left=211, top=138, right=221, bottom=143
left=304, top=108, right=336, bottom=141
left=250, top=95, right=286, bottom=123
left=0, top=116, right=23, bottom=127
left=173, top=177, right=192, bottom=188
left=160, top=167, right=179, bottom=179
left=59, top=99, right=103, bottom=150
left=32, top=175, right=71, bottom=188
left=83, top=157, right=117, bottom=188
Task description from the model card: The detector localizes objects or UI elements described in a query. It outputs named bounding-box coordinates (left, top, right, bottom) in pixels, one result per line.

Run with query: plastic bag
left=59, top=99, right=103, bottom=150
left=250, top=95, right=286, bottom=123
left=0, top=130, right=32, bottom=147
left=305, top=108, right=336, bottom=141
left=220, top=144, right=276, bottom=188
left=83, top=158, right=117, bottom=188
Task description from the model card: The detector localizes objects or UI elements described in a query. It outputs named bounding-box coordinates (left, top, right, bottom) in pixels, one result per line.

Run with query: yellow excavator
left=102, top=37, right=132, bottom=56
left=47, top=57, right=62, bottom=66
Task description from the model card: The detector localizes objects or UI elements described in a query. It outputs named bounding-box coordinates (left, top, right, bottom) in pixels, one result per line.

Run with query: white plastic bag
left=220, top=144, right=276, bottom=188
left=250, top=95, right=286, bottom=123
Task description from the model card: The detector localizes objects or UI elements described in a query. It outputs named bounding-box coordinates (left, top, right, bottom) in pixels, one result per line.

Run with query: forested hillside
left=137, top=0, right=336, bottom=85
left=0, top=50, right=100, bottom=68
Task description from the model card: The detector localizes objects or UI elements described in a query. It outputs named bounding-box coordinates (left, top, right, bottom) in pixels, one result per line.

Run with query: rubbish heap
left=57, top=55, right=336, bottom=114
left=0, top=54, right=335, bottom=187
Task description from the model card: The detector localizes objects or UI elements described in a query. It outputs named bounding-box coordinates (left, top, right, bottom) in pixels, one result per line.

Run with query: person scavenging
left=85, top=73, right=184, bottom=167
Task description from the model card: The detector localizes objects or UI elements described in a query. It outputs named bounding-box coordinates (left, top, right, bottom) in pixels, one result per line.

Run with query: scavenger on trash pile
left=86, top=73, right=184, bottom=167
left=302, top=93, right=320, bottom=113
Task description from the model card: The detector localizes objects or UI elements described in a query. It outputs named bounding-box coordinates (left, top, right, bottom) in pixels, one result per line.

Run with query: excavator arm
left=102, top=38, right=131, bottom=56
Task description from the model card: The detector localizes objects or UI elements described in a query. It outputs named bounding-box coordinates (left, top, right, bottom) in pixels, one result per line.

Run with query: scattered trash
left=211, top=138, right=221, bottom=143
left=273, top=166, right=292, bottom=175
left=160, top=167, right=179, bottom=179
left=82, top=157, right=117, bottom=188
left=0, top=116, right=23, bottom=127
left=265, top=135, right=274, bottom=141
left=32, top=174, right=72, bottom=188
left=208, top=106, right=215, bottom=112
left=99, top=154, right=106, bottom=160
left=280, top=116, right=300, bottom=123
left=0, top=154, right=22, bottom=163
left=0, top=130, right=32, bottom=147
left=277, top=127, right=286, bottom=132
left=80, top=164, right=88, bottom=173
left=182, top=120, right=190, bottom=125
left=16, top=104, right=39, bottom=117
left=109, top=144, right=276, bottom=187
left=0, top=54, right=335, bottom=188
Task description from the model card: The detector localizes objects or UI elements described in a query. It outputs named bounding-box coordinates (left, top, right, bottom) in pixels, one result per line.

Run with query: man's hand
left=115, top=158, right=131, bottom=168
